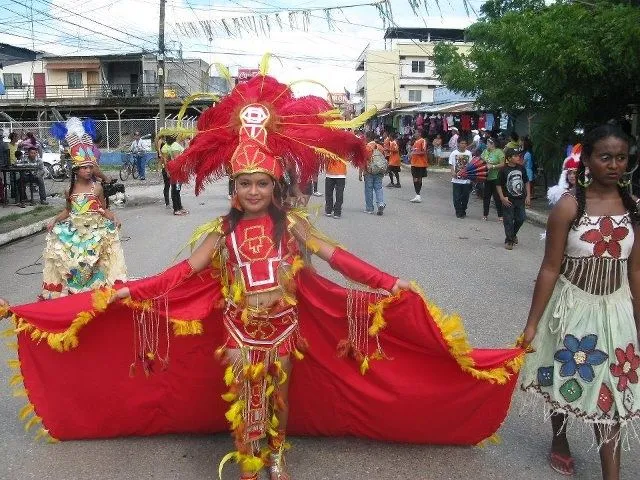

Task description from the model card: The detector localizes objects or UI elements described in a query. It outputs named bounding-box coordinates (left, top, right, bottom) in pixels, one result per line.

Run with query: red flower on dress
left=580, top=217, right=628, bottom=258
left=610, top=343, right=640, bottom=392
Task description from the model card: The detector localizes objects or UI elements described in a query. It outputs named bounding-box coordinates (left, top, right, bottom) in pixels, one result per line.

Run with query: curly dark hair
left=574, top=124, right=639, bottom=225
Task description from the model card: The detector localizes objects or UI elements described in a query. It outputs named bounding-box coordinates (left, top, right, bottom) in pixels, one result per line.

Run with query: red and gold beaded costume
left=2, top=62, right=526, bottom=480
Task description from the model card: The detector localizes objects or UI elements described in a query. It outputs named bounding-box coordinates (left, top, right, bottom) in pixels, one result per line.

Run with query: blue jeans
left=364, top=173, right=384, bottom=212
left=134, top=153, right=145, bottom=179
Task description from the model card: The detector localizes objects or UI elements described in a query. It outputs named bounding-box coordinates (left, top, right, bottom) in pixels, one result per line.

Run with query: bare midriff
left=245, top=289, right=284, bottom=311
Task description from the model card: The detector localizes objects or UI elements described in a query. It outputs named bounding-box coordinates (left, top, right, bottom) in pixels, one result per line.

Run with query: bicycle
left=146, top=155, right=160, bottom=173
left=119, top=152, right=139, bottom=181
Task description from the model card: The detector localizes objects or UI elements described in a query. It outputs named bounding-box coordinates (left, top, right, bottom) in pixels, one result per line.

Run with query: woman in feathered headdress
left=109, top=70, right=410, bottom=479
left=42, top=117, right=127, bottom=299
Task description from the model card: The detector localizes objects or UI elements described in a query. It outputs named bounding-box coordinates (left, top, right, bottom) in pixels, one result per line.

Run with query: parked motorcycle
left=103, top=178, right=126, bottom=209
left=46, top=146, right=72, bottom=182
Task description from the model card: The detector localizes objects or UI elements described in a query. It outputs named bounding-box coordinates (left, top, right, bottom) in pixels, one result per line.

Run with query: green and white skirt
left=520, top=276, right=640, bottom=439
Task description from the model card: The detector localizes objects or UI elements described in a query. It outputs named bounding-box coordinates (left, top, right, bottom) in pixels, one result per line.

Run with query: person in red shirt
left=409, top=130, right=428, bottom=203
left=386, top=133, right=401, bottom=188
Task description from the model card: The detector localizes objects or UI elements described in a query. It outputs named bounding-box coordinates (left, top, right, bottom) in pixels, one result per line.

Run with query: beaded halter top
left=561, top=212, right=633, bottom=295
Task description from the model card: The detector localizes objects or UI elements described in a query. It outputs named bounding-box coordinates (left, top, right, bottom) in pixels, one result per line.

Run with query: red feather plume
left=168, top=75, right=367, bottom=195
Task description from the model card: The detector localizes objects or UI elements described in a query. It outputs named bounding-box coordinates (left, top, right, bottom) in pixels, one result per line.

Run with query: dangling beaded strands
left=129, top=296, right=171, bottom=377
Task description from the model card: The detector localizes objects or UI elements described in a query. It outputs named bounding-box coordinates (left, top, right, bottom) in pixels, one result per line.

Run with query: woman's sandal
left=549, top=451, right=575, bottom=476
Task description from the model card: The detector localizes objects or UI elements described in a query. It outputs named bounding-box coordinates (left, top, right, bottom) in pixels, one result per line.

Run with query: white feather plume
left=65, top=117, right=86, bottom=139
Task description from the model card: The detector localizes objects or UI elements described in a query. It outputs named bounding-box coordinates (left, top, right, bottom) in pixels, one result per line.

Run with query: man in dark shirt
left=498, top=147, right=531, bottom=250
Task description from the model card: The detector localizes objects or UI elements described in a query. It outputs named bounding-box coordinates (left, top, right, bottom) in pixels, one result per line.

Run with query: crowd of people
left=321, top=126, right=537, bottom=251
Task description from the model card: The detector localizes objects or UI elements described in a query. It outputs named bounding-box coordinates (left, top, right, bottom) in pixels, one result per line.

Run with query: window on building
left=2, top=73, right=23, bottom=89
left=67, top=71, right=83, bottom=89
left=411, top=61, right=426, bottom=73
left=408, top=90, right=422, bottom=102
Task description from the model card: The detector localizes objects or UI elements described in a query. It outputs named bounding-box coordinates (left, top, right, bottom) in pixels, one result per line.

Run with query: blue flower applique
left=554, top=334, right=608, bottom=383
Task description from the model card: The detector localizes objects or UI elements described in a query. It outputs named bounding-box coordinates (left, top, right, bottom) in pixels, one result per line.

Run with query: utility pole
left=158, top=0, right=166, bottom=129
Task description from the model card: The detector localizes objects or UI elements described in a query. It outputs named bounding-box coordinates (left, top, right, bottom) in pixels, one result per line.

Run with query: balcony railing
left=0, top=82, right=190, bottom=101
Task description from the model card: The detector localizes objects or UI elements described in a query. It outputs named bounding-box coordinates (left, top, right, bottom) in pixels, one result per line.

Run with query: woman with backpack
left=359, top=133, right=387, bottom=215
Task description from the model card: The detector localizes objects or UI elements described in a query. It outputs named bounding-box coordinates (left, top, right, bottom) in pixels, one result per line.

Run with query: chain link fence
left=0, top=117, right=197, bottom=154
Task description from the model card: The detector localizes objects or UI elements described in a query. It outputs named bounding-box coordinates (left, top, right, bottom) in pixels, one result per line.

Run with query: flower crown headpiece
left=166, top=54, right=375, bottom=195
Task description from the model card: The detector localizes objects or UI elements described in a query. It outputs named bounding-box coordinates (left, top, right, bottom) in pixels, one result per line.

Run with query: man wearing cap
left=448, top=127, right=459, bottom=150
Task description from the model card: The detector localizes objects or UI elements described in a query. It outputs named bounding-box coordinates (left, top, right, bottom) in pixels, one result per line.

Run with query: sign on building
left=237, top=69, right=259, bottom=83
left=329, top=92, right=349, bottom=105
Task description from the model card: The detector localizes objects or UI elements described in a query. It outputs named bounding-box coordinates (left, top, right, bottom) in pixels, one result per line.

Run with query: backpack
left=367, top=148, right=388, bottom=175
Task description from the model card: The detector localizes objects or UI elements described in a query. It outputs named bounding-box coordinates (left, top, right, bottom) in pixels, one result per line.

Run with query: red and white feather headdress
left=168, top=61, right=373, bottom=194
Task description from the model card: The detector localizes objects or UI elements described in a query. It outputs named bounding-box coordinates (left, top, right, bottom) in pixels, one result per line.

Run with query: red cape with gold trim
left=3, top=267, right=524, bottom=444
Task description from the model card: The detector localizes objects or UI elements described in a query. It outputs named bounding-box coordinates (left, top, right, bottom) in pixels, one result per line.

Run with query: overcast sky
left=1, top=0, right=479, bottom=95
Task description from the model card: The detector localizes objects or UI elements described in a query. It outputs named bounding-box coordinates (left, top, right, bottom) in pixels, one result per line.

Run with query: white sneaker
left=410, top=195, right=422, bottom=203
left=313, top=191, right=323, bottom=197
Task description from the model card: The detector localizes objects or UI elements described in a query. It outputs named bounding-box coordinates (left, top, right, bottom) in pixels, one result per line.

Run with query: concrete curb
left=0, top=195, right=159, bottom=247
left=525, top=208, right=548, bottom=228
left=0, top=216, right=56, bottom=246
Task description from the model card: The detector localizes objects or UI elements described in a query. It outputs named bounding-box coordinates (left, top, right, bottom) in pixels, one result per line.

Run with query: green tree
left=433, top=0, right=640, bottom=173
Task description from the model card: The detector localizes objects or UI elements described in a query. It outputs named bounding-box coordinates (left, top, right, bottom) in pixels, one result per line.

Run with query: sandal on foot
left=549, top=452, right=575, bottom=476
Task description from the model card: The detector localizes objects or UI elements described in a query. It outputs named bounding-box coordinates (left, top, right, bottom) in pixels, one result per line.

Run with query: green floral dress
left=520, top=210, right=640, bottom=440
left=41, top=189, right=127, bottom=299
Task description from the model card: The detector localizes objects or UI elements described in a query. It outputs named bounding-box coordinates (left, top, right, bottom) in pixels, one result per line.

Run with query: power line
left=38, top=0, right=158, bottom=47
left=7, top=0, right=155, bottom=51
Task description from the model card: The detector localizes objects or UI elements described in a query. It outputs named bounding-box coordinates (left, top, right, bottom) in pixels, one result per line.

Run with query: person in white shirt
left=129, top=131, right=148, bottom=181
left=448, top=127, right=459, bottom=150
left=448, top=138, right=473, bottom=218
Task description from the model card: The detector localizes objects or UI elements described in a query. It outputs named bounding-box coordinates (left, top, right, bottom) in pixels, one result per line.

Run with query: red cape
left=3, top=268, right=524, bottom=444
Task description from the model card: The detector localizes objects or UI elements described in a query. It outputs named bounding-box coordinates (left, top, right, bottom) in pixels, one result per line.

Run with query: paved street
left=0, top=168, right=634, bottom=480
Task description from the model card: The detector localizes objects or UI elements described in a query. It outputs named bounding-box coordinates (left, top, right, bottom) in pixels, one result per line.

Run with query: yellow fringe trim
left=359, top=356, right=370, bottom=375
left=218, top=451, right=265, bottom=480
left=6, top=355, right=59, bottom=443
left=0, top=303, right=9, bottom=318
left=9, top=373, right=23, bottom=386
left=185, top=217, right=224, bottom=252
left=2, top=327, right=16, bottom=337
left=305, top=238, right=320, bottom=254
left=13, top=388, right=28, bottom=398
left=290, top=255, right=304, bottom=277
left=11, top=288, right=114, bottom=352
left=367, top=292, right=401, bottom=337
left=24, top=416, right=41, bottom=432
left=476, top=433, right=502, bottom=447
left=223, top=365, right=235, bottom=386
left=7, top=358, right=20, bottom=369
left=410, top=282, right=520, bottom=385
left=170, top=319, right=203, bottom=336
left=19, top=403, right=34, bottom=420
left=121, top=298, right=204, bottom=337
